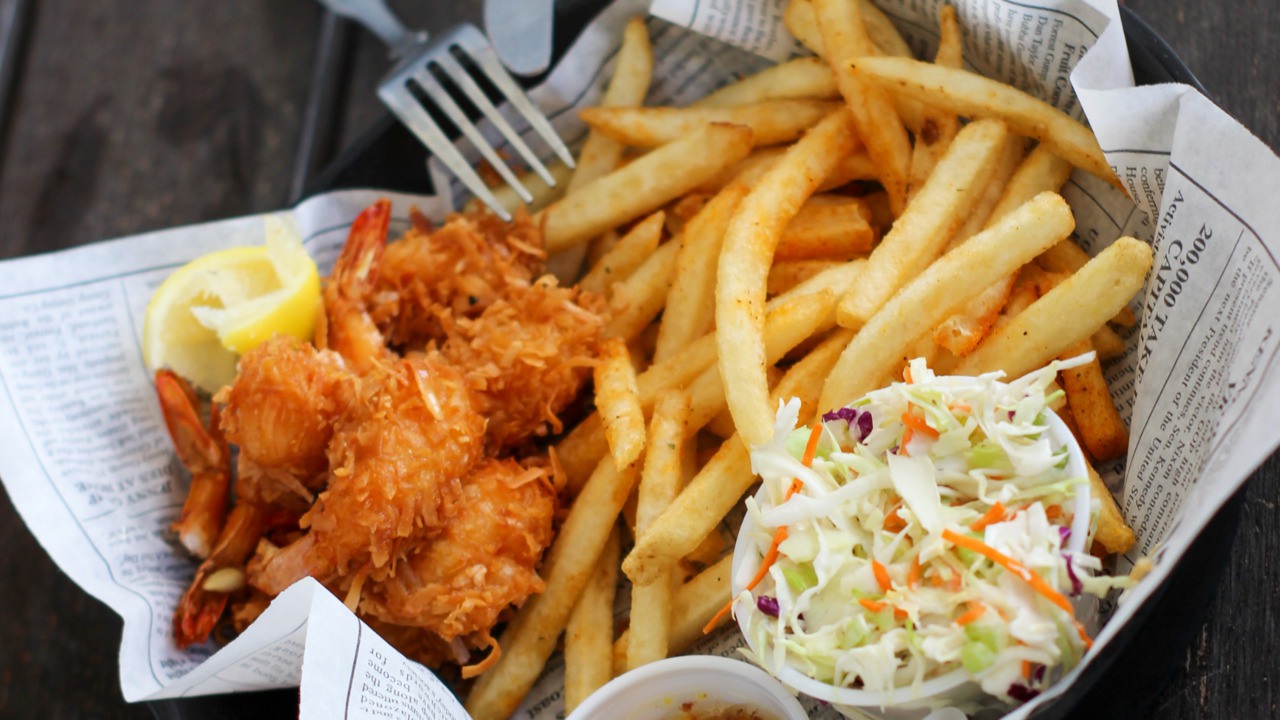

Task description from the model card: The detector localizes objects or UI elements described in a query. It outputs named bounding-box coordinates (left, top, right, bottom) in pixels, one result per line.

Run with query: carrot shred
left=969, top=502, right=1008, bottom=532
left=1021, top=660, right=1032, bottom=679
left=929, top=573, right=946, bottom=588
left=802, top=420, right=823, bottom=466
left=872, top=560, right=893, bottom=593
left=907, top=555, right=921, bottom=590
left=901, top=426, right=914, bottom=455
left=1074, top=619, right=1094, bottom=649
left=1044, top=504, right=1063, bottom=520
left=884, top=504, right=906, bottom=533
left=942, top=529, right=1074, bottom=615
left=949, top=401, right=972, bottom=414
left=900, top=411, right=939, bottom=439
left=859, top=598, right=887, bottom=613
left=903, top=366, right=913, bottom=383
left=954, top=604, right=986, bottom=625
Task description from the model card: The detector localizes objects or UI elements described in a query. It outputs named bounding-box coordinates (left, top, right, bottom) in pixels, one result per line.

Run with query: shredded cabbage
left=738, top=358, right=1126, bottom=707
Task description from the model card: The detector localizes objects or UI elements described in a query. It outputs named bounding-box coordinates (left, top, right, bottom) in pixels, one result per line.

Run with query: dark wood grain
left=0, top=1, right=1276, bottom=718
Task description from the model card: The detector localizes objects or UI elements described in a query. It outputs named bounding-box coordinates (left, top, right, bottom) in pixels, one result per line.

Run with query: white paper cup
left=564, top=655, right=809, bottom=720
left=731, top=406, right=1091, bottom=720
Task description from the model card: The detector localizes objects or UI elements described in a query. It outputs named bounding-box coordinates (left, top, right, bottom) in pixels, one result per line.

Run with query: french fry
left=934, top=141, right=1067, bottom=355
left=768, top=260, right=844, bottom=296
left=906, top=5, right=963, bottom=201
left=814, top=0, right=913, bottom=215
left=820, top=192, right=1076, bottom=412
left=783, top=0, right=825, bottom=56
left=465, top=456, right=638, bottom=720
left=1060, top=340, right=1130, bottom=461
left=836, top=118, right=1009, bottom=329
left=550, top=17, right=655, bottom=281
left=1087, top=462, right=1136, bottom=556
left=625, top=328, right=852, bottom=585
left=850, top=57, right=1121, bottom=188
left=541, top=123, right=755, bottom=252
left=628, top=390, right=692, bottom=670
left=605, top=240, right=680, bottom=341
left=693, top=57, right=839, bottom=108
left=820, top=149, right=879, bottom=189
left=716, top=109, right=859, bottom=447
left=1092, top=325, right=1127, bottom=359
left=559, top=286, right=845, bottom=495
left=655, top=184, right=750, bottom=363
left=614, top=554, right=733, bottom=675
left=955, top=237, right=1154, bottom=379
left=775, top=195, right=876, bottom=261
left=580, top=100, right=840, bottom=148
left=563, top=525, right=621, bottom=713
left=857, top=0, right=913, bottom=58
left=1037, top=236, right=1092, bottom=273
left=579, top=211, right=665, bottom=296
left=690, top=289, right=834, bottom=435
left=595, top=338, right=646, bottom=469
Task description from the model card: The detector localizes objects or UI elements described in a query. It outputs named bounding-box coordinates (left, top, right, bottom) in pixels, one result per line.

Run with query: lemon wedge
left=142, top=216, right=321, bottom=392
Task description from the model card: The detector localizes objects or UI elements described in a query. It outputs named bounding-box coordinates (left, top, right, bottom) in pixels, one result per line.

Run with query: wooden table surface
left=0, top=1, right=1275, bottom=718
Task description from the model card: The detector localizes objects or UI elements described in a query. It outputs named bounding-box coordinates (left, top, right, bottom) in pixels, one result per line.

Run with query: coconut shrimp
left=359, top=457, right=556, bottom=646
left=216, top=335, right=357, bottom=507
left=247, top=355, right=486, bottom=597
left=439, top=278, right=606, bottom=450
left=369, top=209, right=545, bottom=350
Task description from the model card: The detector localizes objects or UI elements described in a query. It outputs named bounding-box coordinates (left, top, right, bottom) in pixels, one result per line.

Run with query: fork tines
left=377, top=24, right=575, bottom=222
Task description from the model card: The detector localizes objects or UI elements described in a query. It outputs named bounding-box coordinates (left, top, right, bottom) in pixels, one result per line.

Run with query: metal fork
left=317, top=0, right=575, bottom=221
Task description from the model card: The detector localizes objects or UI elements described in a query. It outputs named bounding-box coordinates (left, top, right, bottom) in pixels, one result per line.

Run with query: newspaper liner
left=0, top=0, right=1276, bottom=717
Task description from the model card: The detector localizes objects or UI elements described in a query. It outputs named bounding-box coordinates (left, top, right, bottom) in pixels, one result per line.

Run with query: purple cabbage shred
left=757, top=595, right=780, bottom=617
left=1059, top=526, right=1072, bottom=541
left=821, top=406, right=874, bottom=441
left=1032, top=664, right=1047, bottom=683
left=1007, top=684, right=1041, bottom=703
left=1063, top=553, right=1083, bottom=595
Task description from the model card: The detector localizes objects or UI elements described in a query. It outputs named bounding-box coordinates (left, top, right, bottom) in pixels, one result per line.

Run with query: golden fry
left=595, top=338, right=646, bottom=469
left=850, top=57, right=1121, bottom=187
left=837, top=118, right=1009, bottom=329
left=694, top=57, right=839, bottom=107
left=814, top=0, right=913, bottom=214
left=820, top=192, right=1075, bottom=412
left=581, top=100, right=839, bottom=148
left=563, top=525, right=621, bottom=713
left=628, top=390, right=692, bottom=670
left=541, top=123, right=754, bottom=252
left=956, top=237, right=1154, bottom=378
left=579, top=211, right=665, bottom=296
left=655, top=184, right=750, bottom=363
left=716, top=109, right=858, bottom=447
left=1060, top=340, right=1130, bottom=461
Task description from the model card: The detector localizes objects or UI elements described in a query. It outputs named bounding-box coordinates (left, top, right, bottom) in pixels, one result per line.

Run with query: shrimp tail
left=322, top=199, right=393, bottom=374
left=156, top=369, right=230, bottom=559
left=173, top=503, right=266, bottom=648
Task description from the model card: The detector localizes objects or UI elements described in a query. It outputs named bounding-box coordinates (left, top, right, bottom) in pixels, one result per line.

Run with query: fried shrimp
left=247, top=356, right=486, bottom=596
left=369, top=210, right=545, bottom=349
left=439, top=279, right=606, bottom=450
left=360, top=457, right=556, bottom=643
left=216, top=336, right=356, bottom=504
left=321, top=198, right=396, bottom=375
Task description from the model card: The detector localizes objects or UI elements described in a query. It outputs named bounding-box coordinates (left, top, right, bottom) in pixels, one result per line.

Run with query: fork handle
left=314, top=0, right=426, bottom=59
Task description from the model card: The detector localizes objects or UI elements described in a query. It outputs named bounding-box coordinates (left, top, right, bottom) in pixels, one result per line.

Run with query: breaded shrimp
left=359, top=457, right=556, bottom=644
left=369, top=210, right=545, bottom=349
left=247, top=355, right=486, bottom=596
left=216, top=335, right=356, bottom=504
left=439, top=278, right=606, bottom=450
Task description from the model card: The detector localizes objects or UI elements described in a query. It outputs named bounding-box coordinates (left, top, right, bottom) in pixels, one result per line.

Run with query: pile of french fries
left=463, top=3, right=1149, bottom=717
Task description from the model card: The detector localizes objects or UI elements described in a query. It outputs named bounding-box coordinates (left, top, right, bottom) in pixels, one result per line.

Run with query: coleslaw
left=734, top=357, right=1134, bottom=709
